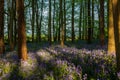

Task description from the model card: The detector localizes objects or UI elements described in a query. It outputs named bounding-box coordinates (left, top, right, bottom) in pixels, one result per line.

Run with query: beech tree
left=17, top=0, right=28, bottom=60
left=108, top=0, right=115, bottom=54
left=112, top=0, right=120, bottom=72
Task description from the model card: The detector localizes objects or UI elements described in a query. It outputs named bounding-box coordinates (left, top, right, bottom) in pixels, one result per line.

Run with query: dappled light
left=0, top=0, right=120, bottom=79
left=0, top=43, right=117, bottom=79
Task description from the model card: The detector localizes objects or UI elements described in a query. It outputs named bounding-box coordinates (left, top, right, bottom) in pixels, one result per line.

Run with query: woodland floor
left=0, top=41, right=118, bottom=80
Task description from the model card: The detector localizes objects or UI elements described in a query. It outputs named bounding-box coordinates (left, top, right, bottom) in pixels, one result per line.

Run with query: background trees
left=3, top=0, right=110, bottom=44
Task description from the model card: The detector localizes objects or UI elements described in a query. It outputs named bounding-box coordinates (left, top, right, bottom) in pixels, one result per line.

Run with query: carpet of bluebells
left=0, top=41, right=118, bottom=80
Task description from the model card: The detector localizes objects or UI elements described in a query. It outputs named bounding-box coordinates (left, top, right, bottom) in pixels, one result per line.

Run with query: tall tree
left=100, top=0, right=105, bottom=46
left=0, top=0, right=5, bottom=54
left=53, top=0, right=55, bottom=41
left=17, top=0, right=28, bottom=60
left=79, top=0, right=82, bottom=40
left=36, top=0, right=39, bottom=42
left=8, top=0, right=14, bottom=51
left=13, top=0, right=17, bottom=47
left=32, top=0, right=35, bottom=42
left=71, top=0, right=75, bottom=42
left=108, top=0, right=115, bottom=54
left=60, top=0, right=64, bottom=47
left=87, top=0, right=92, bottom=43
left=58, top=3, right=61, bottom=42
left=39, top=0, right=44, bottom=42
left=48, top=0, right=52, bottom=44
left=63, top=0, right=66, bottom=41
left=112, top=0, right=120, bottom=72
left=91, top=0, right=94, bottom=39
left=82, top=1, right=85, bottom=40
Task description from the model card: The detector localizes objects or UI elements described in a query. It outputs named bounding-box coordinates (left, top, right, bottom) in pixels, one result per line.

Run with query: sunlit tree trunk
left=108, top=0, right=115, bottom=54
left=48, top=0, right=52, bottom=44
left=0, top=0, right=5, bottom=54
left=71, top=0, right=75, bottom=42
left=100, top=0, right=105, bottom=46
left=112, top=0, right=120, bottom=72
left=17, top=0, right=28, bottom=60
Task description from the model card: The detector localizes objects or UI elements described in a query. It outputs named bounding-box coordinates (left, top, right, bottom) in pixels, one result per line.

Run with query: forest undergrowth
left=0, top=42, right=118, bottom=80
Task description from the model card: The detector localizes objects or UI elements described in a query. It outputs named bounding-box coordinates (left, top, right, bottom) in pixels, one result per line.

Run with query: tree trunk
left=108, top=0, right=115, bottom=54
left=32, top=0, right=35, bottom=42
left=39, top=0, right=44, bottom=42
left=79, top=0, right=82, bottom=40
left=100, top=0, right=105, bottom=46
left=112, top=0, right=120, bottom=72
left=9, top=0, right=14, bottom=51
left=0, top=0, right=5, bottom=54
left=71, top=0, right=75, bottom=42
left=87, top=0, right=92, bottom=44
left=17, top=0, right=28, bottom=60
left=53, top=0, right=55, bottom=42
left=64, top=0, right=66, bottom=41
left=91, top=0, right=94, bottom=40
left=48, top=0, right=52, bottom=45
left=14, top=0, right=17, bottom=47
left=60, top=0, right=64, bottom=47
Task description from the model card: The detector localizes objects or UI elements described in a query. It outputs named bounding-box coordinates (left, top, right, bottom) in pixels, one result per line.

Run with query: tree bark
left=60, top=0, right=64, bottom=47
left=112, top=0, right=120, bottom=72
left=48, top=0, right=52, bottom=45
left=32, top=0, right=35, bottom=42
left=79, top=0, right=82, bottom=40
left=64, top=0, right=66, bottom=41
left=17, top=0, right=28, bottom=60
left=100, top=0, right=105, bottom=46
left=71, top=0, right=75, bottom=42
left=0, top=0, right=5, bottom=54
left=108, top=0, right=115, bottom=54
left=87, top=0, right=92, bottom=44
